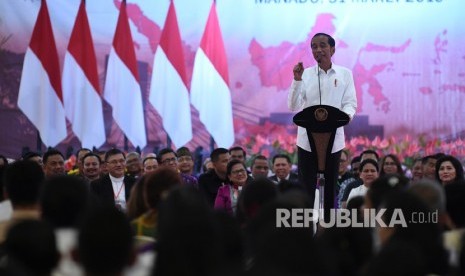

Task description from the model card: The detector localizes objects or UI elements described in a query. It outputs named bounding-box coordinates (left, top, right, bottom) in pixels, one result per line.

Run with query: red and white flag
left=104, top=0, right=147, bottom=148
left=18, top=0, right=67, bottom=147
left=149, top=0, right=192, bottom=147
left=190, top=1, right=234, bottom=148
left=62, top=0, right=105, bottom=149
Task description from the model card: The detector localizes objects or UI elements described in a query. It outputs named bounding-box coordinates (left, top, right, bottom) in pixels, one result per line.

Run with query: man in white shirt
left=289, top=33, right=357, bottom=222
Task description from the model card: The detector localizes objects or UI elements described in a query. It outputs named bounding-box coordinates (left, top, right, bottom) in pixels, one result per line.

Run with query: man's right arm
left=288, top=62, right=306, bottom=111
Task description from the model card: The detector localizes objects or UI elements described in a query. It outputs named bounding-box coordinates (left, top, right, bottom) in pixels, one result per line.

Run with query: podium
left=293, top=105, right=350, bottom=220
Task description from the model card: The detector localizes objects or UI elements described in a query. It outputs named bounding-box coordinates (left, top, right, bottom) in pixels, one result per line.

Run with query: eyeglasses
left=384, top=162, right=396, bottom=166
left=107, top=159, right=125, bottom=165
left=231, top=169, right=246, bottom=175
left=161, top=157, right=177, bottom=165
left=253, top=166, right=269, bottom=170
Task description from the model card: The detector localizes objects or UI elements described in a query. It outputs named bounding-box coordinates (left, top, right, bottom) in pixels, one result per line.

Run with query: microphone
left=317, top=57, right=322, bottom=105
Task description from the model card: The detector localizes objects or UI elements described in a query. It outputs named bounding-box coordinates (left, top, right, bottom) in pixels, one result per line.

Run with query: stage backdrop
left=0, top=0, right=464, bottom=158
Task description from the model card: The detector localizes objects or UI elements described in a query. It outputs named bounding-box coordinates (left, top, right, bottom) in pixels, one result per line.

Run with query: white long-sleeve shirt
left=288, top=63, right=357, bottom=153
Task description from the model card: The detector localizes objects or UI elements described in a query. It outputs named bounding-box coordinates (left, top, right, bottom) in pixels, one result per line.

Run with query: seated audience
left=435, top=155, right=464, bottom=186
left=215, top=160, right=248, bottom=215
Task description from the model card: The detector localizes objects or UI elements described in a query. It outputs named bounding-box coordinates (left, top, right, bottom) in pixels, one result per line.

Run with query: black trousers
left=297, top=146, right=341, bottom=223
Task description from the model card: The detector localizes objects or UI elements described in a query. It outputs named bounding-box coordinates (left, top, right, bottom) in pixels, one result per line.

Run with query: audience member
left=2, top=220, right=59, bottom=276
left=340, top=149, right=379, bottom=208
left=229, top=146, right=247, bottom=163
left=142, top=156, right=158, bottom=174
left=250, top=155, right=270, bottom=179
left=40, top=175, right=90, bottom=276
left=337, top=150, right=357, bottom=208
left=176, top=147, right=196, bottom=176
left=43, top=148, right=66, bottom=177
left=126, top=152, right=143, bottom=179
left=198, top=148, right=230, bottom=207
left=379, top=154, right=404, bottom=177
left=268, top=153, right=299, bottom=186
left=367, top=191, right=448, bottom=275
left=0, top=160, right=44, bottom=243
left=214, top=160, right=248, bottom=215
left=90, top=148, right=136, bottom=211
left=422, top=153, right=445, bottom=180
left=158, top=148, right=198, bottom=187
left=126, top=175, right=149, bottom=221
left=154, top=186, right=221, bottom=276
left=202, top=157, right=214, bottom=173
left=435, top=155, right=464, bottom=186
left=237, top=177, right=277, bottom=225
left=22, top=151, right=43, bottom=166
left=410, top=157, right=423, bottom=182
left=81, top=152, right=101, bottom=183
left=75, top=207, right=135, bottom=276
left=443, top=180, right=465, bottom=270
left=346, top=159, right=379, bottom=207
left=132, top=167, right=182, bottom=239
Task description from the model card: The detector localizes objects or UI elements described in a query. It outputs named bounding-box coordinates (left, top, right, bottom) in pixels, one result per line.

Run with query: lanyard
left=114, top=182, right=125, bottom=200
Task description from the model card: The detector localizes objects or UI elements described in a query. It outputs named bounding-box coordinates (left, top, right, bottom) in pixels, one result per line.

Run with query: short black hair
left=251, top=155, right=268, bottom=168
left=351, top=155, right=361, bottom=165
left=43, top=149, right=64, bottom=164
left=157, top=148, right=176, bottom=163
left=272, top=153, right=291, bottom=165
left=210, top=148, right=229, bottom=163
left=104, top=148, right=125, bottom=162
left=240, top=177, right=277, bottom=220
left=3, top=160, right=45, bottom=207
left=41, top=175, right=90, bottom=228
left=5, top=220, right=59, bottom=275
left=312, top=32, right=335, bottom=47
left=176, top=146, right=193, bottom=158
left=22, top=151, right=41, bottom=161
left=82, top=152, right=102, bottom=165
left=229, top=146, right=246, bottom=158
left=360, top=149, right=379, bottom=161
left=78, top=207, right=133, bottom=275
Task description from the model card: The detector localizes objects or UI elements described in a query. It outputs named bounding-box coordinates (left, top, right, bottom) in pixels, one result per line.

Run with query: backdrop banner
left=0, top=0, right=464, bottom=157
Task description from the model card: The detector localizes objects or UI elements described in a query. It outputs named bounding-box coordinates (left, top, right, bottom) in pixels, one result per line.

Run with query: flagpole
left=167, top=135, right=172, bottom=149
left=210, top=136, right=215, bottom=152
left=36, top=130, right=42, bottom=152
left=124, top=135, right=129, bottom=152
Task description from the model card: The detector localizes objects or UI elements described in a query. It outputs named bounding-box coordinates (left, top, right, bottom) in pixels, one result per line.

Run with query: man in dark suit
left=90, top=148, right=135, bottom=211
left=198, top=148, right=230, bottom=207
left=268, top=154, right=299, bottom=186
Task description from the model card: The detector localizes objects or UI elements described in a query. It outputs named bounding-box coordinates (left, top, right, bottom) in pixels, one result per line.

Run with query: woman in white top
left=347, top=159, right=379, bottom=205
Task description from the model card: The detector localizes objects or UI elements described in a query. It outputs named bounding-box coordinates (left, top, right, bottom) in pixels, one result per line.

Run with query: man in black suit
left=268, top=154, right=299, bottom=186
left=90, top=148, right=135, bottom=211
left=198, top=148, right=230, bottom=207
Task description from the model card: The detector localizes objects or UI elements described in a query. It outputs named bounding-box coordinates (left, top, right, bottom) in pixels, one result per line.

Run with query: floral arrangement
left=345, top=135, right=465, bottom=167
left=235, top=120, right=299, bottom=164
left=236, top=119, right=465, bottom=168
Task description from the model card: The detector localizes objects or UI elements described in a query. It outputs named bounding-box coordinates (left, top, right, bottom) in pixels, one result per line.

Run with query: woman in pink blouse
left=214, top=160, right=248, bottom=215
